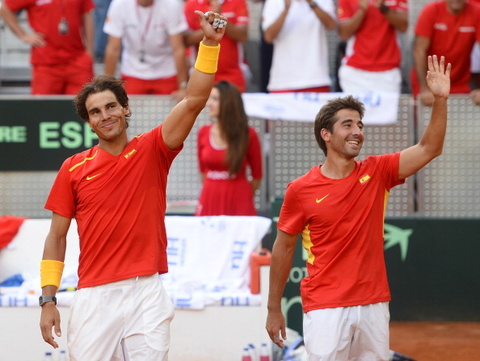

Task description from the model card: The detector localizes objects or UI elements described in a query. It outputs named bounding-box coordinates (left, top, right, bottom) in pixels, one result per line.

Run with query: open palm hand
left=426, top=55, right=451, bottom=99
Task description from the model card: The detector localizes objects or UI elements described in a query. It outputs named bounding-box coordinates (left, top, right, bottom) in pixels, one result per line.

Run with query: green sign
left=0, top=99, right=97, bottom=171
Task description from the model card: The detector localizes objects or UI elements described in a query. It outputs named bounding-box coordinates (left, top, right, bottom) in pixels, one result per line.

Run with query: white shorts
left=68, top=274, right=175, bottom=361
left=339, top=64, right=401, bottom=94
left=303, top=302, right=390, bottom=361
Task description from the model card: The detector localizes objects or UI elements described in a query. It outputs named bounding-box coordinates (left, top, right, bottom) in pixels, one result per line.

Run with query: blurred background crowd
left=0, top=0, right=478, bottom=106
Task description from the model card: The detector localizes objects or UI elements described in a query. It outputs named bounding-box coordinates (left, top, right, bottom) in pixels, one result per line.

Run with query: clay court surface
left=390, top=322, right=480, bottom=361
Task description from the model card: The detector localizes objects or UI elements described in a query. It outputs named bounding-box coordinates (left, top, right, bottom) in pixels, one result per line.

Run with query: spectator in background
left=411, top=0, right=480, bottom=106
left=0, top=0, right=94, bottom=95
left=184, top=0, right=249, bottom=92
left=103, top=0, right=189, bottom=101
left=93, top=0, right=112, bottom=63
left=337, top=0, right=408, bottom=94
left=195, top=81, right=262, bottom=216
left=261, top=0, right=336, bottom=93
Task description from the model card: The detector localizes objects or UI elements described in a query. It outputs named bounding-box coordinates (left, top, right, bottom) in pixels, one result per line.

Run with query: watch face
left=39, top=295, right=57, bottom=306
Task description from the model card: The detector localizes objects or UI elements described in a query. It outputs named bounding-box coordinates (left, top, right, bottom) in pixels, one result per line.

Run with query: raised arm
left=39, top=212, right=72, bottom=349
left=162, top=11, right=227, bottom=150
left=398, top=55, right=451, bottom=180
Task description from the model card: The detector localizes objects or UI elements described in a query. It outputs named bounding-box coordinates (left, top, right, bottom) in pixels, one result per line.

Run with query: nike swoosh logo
left=316, top=194, right=329, bottom=203
left=86, top=174, right=101, bottom=181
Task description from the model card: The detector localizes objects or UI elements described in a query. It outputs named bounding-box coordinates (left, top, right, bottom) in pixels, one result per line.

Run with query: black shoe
left=391, top=351, right=417, bottom=361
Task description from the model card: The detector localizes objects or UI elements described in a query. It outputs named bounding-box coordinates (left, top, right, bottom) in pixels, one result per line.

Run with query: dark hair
left=215, top=81, right=249, bottom=176
left=314, top=95, right=365, bottom=156
left=73, top=75, right=132, bottom=125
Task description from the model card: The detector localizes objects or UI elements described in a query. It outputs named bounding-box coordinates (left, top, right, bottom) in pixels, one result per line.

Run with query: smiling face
left=322, top=108, right=364, bottom=160
left=85, top=90, right=130, bottom=143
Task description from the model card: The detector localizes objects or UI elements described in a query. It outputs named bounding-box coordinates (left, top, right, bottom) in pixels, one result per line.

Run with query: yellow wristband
left=40, top=260, right=65, bottom=289
left=194, top=42, right=220, bottom=74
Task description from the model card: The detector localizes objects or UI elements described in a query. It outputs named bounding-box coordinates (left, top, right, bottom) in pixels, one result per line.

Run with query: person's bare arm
left=263, top=0, right=291, bottom=43
left=265, top=229, right=297, bottom=348
left=470, top=72, right=480, bottom=105
left=413, top=35, right=434, bottom=106
left=0, top=3, right=45, bottom=47
left=82, top=10, right=95, bottom=57
left=307, top=0, right=336, bottom=30
left=338, top=0, right=368, bottom=40
left=39, top=213, right=71, bottom=349
left=224, top=22, right=248, bottom=43
left=399, top=55, right=451, bottom=180
left=250, top=178, right=261, bottom=193
left=104, top=35, right=122, bottom=76
left=170, top=32, right=189, bottom=102
left=162, top=11, right=226, bottom=150
left=374, top=0, right=407, bottom=32
left=184, top=28, right=204, bottom=47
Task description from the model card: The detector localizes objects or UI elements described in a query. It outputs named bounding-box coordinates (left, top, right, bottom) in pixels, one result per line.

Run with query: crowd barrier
left=0, top=94, right=479, bottom=218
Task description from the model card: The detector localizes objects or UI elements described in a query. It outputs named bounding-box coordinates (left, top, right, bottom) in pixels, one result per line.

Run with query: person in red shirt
left=0, top=0, right=94, bottom=95
left=37, top=11, right=226, bottom=360
left=195, top=81, right=262, bottom=216
left=184, top=0, right=249, bottom=92
left=266, top=55, right=451, bottom=360
left=412, top=0, right=480, bottom=106
left=337, top=0, right=408, bottom=94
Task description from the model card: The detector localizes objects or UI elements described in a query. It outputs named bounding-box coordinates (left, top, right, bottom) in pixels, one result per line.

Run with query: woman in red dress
left=195, top=81, right=263, bottom=216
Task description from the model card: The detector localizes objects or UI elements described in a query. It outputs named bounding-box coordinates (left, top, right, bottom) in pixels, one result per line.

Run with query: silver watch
left=39, top=295, right=57, bottom=306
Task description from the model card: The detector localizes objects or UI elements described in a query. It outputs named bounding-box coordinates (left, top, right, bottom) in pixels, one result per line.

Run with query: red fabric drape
left=0, top=216, right=28, bottom=249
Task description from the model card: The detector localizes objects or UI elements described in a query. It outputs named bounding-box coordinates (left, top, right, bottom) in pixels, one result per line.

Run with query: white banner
left=0, top=217, right=272, bottom=309
left=242, top=92, right=400, bottom=125
left=162, top=215, right=272, bottom=309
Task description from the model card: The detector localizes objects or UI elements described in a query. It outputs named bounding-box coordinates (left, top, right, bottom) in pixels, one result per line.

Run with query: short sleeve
left=277, top=182, right=306, bottom=236
left=44, top=159, right=76, bottom=219
left=103, top=0, right=125, bottom=38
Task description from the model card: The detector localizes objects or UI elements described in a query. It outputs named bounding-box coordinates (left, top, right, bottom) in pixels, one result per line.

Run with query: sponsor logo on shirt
left=315, top=194, right=329, bottom=204
left=433, top=23, right=448, bottom=31
left=86, top=174, right=101, bottom=181
left=459, top=26, right=476, bottom=33
left=124, top=149, right=137, bottom=159
left=359, top=174, right=371, bottom=185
